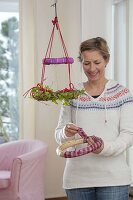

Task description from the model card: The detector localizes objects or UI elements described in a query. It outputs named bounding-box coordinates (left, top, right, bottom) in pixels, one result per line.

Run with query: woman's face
left=82, top=50, right=108, bottom=82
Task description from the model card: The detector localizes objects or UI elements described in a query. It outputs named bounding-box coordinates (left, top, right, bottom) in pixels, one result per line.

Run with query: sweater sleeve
left=55, top=105, right=75, bottom=144
left=100, top=100, right=133, bottom=157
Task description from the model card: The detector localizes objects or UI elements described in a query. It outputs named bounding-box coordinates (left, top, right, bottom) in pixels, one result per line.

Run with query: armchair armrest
left=12, top=145, right=48, bottom=198
left=0, top=143, right=17, bottom=170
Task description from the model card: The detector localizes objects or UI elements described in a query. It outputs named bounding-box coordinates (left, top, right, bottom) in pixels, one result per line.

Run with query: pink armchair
left=0, top=139, right=48, bottom=200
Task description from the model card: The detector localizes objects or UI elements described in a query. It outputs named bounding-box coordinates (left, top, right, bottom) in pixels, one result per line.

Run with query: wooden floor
left=45, top=198, right=67, bottom=200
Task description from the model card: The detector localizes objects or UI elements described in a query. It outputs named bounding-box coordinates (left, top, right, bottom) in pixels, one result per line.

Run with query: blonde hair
left=78, top=37, right=110, bottom=62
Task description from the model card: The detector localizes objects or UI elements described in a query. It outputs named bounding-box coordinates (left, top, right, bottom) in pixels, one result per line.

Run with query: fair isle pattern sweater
left=55, top=80, right=133, bottom=189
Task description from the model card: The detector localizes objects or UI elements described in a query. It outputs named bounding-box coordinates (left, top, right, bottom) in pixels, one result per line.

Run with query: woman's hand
left=65, top=125, right=104, bottom=154
left=64, top=123, right=79, bottom=137
left=87, top=136, right=104, bottom=154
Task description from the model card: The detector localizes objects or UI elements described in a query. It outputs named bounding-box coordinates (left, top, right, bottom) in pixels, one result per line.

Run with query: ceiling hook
left=51, top=0, right=58, bottom=17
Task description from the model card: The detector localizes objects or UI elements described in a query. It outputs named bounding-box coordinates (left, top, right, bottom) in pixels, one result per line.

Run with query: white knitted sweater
left=55, top=79, right=133, bottom=189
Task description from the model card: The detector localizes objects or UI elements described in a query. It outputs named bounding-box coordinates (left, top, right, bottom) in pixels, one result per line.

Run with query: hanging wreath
left=24, top=83, right=84, bottom=106
left=23, top=5, right=85, bottom=105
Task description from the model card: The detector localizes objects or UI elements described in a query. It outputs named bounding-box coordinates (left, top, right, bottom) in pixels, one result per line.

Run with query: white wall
left=81, top=0, right=113, bottom=81
left=81, top=0, right=112, bottom=40
left=19, top=0, right=36, bottom=139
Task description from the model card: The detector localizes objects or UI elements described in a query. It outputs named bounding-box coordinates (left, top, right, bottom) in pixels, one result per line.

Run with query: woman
left=55, top=37, right=133, bottom=200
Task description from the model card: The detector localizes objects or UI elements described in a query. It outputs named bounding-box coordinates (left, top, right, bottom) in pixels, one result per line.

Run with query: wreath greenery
left=29, top=83, right=85, bottom=106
